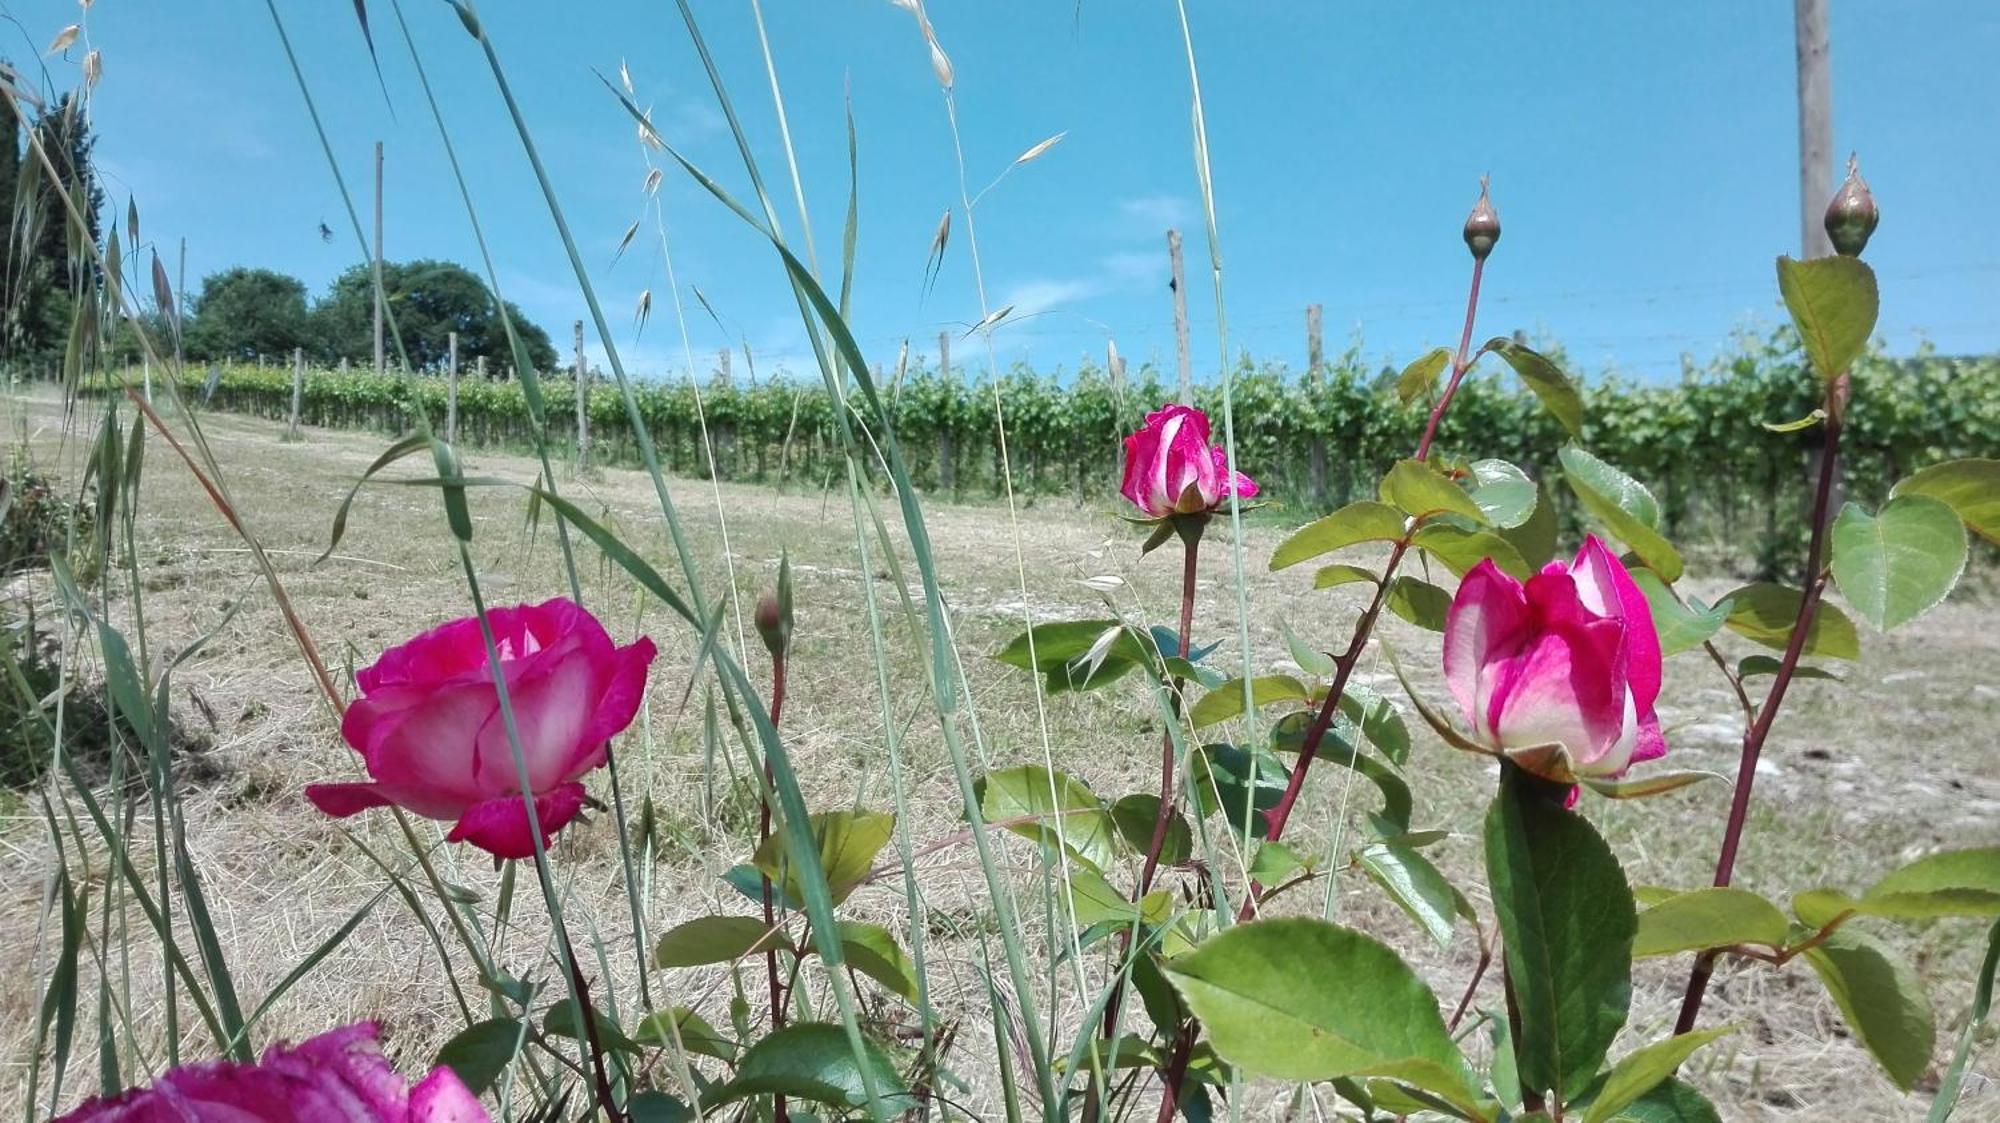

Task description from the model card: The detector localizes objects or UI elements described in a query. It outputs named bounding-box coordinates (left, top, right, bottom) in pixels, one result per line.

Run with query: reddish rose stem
left=761, top=652, right=790, bottom=1123
left=1675, top=379, right=1847, bottom=1036
left=1242, top=256, right=1485, bottom=920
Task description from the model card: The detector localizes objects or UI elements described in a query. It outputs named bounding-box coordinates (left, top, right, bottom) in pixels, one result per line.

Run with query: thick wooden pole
left=1306, top=303, right=1328, bottom=507
left=1795, top=0, right=1833, bottom=259
left=446, top=331, right=459, bottom=445
left=288, top=347, right=304, bottom=439
left=1306, top=303, right=1324, bottom=378
left=1168, top=229, right=1192, bottom=405
left=373, top=141, right=386, bottom=376
left=573, top=320, right=589, bottom=472
left=719, top=346, right=732, bottom=384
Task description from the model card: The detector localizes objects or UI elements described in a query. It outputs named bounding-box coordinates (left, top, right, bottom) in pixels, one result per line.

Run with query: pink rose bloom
left=1119, top=404, right=1259, bottom=518
left=54, top=1021, right=489, bottom=1122
left=307, top=598, right=656, bottom=859
left=1443, top=535, right=1665, bottom=784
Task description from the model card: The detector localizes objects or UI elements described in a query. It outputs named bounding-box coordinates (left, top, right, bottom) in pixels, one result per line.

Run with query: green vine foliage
left=88, top=332, right=1999, bottom=578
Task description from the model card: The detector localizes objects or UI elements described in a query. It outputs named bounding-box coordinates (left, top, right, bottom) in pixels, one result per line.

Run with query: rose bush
left=1443, top=534, right=1665, bottom=785
left=1119, top=403, right=1259, bottom=518
left=54, top=1022, right=488, bottom=1122
left=306, top=597, right=656, bottom=859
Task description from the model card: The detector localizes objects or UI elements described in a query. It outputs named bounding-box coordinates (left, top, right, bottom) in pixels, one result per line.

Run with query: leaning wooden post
left=287, top=347, right=304, bottom=439
left=1306, top=303, right=1328, bottom=507
left=446, top=331, right=460, bottom=445
left=573, top=319, right=589, bottom=473
left=1169, top=228, right=1192, bottom=405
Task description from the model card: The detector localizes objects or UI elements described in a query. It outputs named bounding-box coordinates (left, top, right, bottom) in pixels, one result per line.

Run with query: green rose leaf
left=1893, top=457, right=2000, bottom=545
left=1630, top=570, right=1730, bottom=657
left=1272, top=501, right=1408, bottom=571
left=803, top=921, right=920, bottom=1002
left=1559, top=446, right=1683, bottom=583
left=1189, top=674, right=1310, bottom=729
left=1483, top=337, right=1585, bottom=438
left=435, top=1017, right=524, bottom=1096
left=993, top=618, right=1150, bottom=693
left=1385, top=576, right=1452, bottom=632
left=1395, top=346, right=1452, bottom=404
left=1190, top=742, right=1290, bottom=840
left=1484, top=768, right=1637, bottom=1103
left=1498, top=480, right=1561, bottom=570
left=1161, top=918, right=1485, bottom=1114
left=633, top=1006, right=737, bottom=1062
left=1632, top=887, right=1790, bottom=958
left=752, top=809, right=896, bottom=905
left=1830, top=496, right=1968, bottom=630
left=1110, top=793, right=1193, bottom=866
left=707, top=1022, right=913, bottom=1112
left=1776, top=254, right=1878, bottom=380
left=1468, top=458, right=1539, bottom=529
left=1802, top=927, right=1934, bottom=1091
left=1314, top=563, right=1381, bottom=590
left=1720, top=583, right=1861, bottom=660
left=975, top=765, right=1118, bottom=870
left=1410, top=522, right=1533, bottom=581
left=1598, top=1076, right=1723, bottom=1122
left=1580, top=1027, right=1732, bottom=1123
left=1358, top=840, right=1463, bottom=948
left=655, top=915, right=794, bottom=969
left=1381, top=458, right=1488, bottom=523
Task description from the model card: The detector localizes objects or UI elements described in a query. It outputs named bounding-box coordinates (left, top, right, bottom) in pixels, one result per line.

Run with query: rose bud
left=1463, top=176, right=1500, bottom=261
left=1824, top=153, right=1879, bottom=258
left=307, top=598, right=656, bottom=860
left=1119, top=403, right=1259, bottom=518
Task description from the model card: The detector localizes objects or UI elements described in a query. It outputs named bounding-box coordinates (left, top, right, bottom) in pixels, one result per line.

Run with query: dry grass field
left=3, top=386, right=1997, bottom=1120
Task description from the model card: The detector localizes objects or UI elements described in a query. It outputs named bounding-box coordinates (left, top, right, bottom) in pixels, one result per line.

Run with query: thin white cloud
left=1117, top=194, right=1193, bottom=233
left=998, top=277, right=1100, bottom=318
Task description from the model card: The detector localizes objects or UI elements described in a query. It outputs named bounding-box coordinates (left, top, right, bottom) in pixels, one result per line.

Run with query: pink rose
left=1443, top=535, right=1665, bottom=784
left=1119, top=404, right=1259, bottom=518
left=307, top=598, right=656, bottom=859
left=54, top=1021, right=489, bottom=1122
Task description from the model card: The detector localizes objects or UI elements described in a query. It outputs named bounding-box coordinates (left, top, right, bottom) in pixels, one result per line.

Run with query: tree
left=186, top=267, right=311, bottom=361
left=311, top=259, right=557, bottom=374
left=5, top=90, right=103, bottom=364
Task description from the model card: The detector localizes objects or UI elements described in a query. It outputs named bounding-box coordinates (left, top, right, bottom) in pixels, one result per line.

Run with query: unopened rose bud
left=1824, top=154, right=1879, bottom=258
left=755, top=594, right=787, bottom=657
left=1463, top=176, right=1500, bottom=261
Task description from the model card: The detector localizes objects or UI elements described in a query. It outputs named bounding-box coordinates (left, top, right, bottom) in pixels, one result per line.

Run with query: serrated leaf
left=655, top=916, right=794, bottom=968
left=1499, top=480, right=1561, bottom=570
left=1271, top=501, right=1408, bottom=570
left=1282, top=623, right=1337, bottom=678
left=1189, top=674, right=1309, bottom=728
left=1314, top=563, right=1380, bottom=590
left=1735, top=654, right=1839, bottom=681
left=1721, top=583, right=1861, bottom=660
left=1581, top=1027, right=1733, bottom=1123
left=1606, top=1077, right=1722, bottom=1122
left=1395, top=347, right=1451, bottom=404
left=1409, top=522, right=1532, bottom=581
left=1161, top=918, right=1484, bottom=1113
left=1380, top=458, right=1487, bottom=523
left=1862, top=847, right=2000, bottom=918
left=634, top=1006, right=737, bottom=1061
left=1110, top=793, right=1192, bottom=866
left=1630, top=569, right=1729, bottom=657
left=1830, top=496, right=1967, bottom=630
left=976, top=765, right=1118, bottom=870
left=1485, top=768, right=1636, bottom=1103
left=804, top=921, right=920, bottom=1002
left=708, top=1023, right=913, bottom=1111
left=435, top=1018, right=523, bottom=1096
left=1468, top=458, right=1538, bottom=528
left=1339, top=683, right=1412, bottom=766
left=1484, top=337, right=1584, bottom=438
left=1776, top=254, right=1878, bottom=380
left=1249, top=841, right=1309, bottom=883
left=1358, top=841, right=1459, bottom=948
left=1560, top=446, right=1683, bottom=582
left=1633, top=888, right=1790, bottom=958
left=1803, top=927, right=1934, bottom=1091
left=752, top=809, right=896, bottom=906
left=1190, top=742, right=1290, bottom=840
left=1384, top=576, right=1451, bottom=632
left=1894, top=458, right=2000, bottom=545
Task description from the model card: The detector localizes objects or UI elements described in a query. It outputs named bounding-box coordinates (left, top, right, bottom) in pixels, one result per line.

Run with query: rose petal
left=1569, top=535, right=1662, bottom=710
left=446, top=783, right=589, bottom=859
left=1443, top=559, right=1532, bottom=737
left=574, top=638, right=659, bottom=771
left=409, top=1065, right=493, bottom=1122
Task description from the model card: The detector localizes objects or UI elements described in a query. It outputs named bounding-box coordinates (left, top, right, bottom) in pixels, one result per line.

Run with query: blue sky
left=10, top=1, right=1998, bottom=383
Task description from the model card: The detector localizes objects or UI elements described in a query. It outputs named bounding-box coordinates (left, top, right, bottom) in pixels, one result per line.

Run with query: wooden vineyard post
left=1169, top=228, right=1192, bottom=405
left=1307, top=303, right=1328, bottom=507
left=288, top=347, right=304, bottom=439
left=573, top=320, right=589, bottom=473
left=446, top=331, right=459, bottom=445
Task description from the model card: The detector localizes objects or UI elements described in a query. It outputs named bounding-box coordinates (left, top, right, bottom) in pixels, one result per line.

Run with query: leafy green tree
left=186, top=267, right=311, bottom=361
left=311, top=258, right=557, bottom=374
left=3, top=90, right=104, bottom=365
